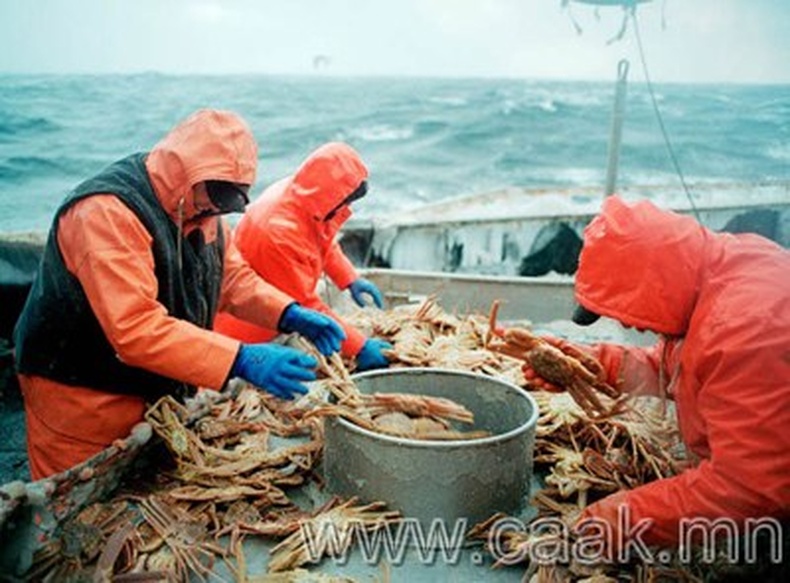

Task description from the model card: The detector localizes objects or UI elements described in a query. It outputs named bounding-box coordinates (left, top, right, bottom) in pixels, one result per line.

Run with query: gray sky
left=1, top=0, right=788, bottom=83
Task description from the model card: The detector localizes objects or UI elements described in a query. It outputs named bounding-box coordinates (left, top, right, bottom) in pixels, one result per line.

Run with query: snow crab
left=26, top=499, right=137, bottom=581
left=485, top=300, right=622, bottom=417
left=267, top=496, right=401, bottom=572
left=467, top=511, right=566, bottom=570
left=306, top=391, right=489, bottom=440
left=137, top=494, right=225, bottom=581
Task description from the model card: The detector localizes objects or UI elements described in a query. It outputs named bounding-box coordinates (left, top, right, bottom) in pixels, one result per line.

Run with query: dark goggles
left=205, top=180, right=251, bottom=214
left=323, top=180, right=368, bottom=222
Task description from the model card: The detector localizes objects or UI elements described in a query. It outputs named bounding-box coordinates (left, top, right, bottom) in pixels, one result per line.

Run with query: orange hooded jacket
left=576, top=196, right=790, bottom=548
left=20, top=109, right=294, bottom=479
left=214, top=142, right=367, bottom=357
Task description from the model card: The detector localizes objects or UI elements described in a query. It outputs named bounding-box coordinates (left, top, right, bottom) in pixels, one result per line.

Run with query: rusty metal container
left=323, top=368, right=538, bottom=540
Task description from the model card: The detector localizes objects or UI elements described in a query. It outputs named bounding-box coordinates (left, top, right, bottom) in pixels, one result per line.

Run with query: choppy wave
left=0, top=74, right=788, bottom=233
left=0, top=114, right=59, bottom=138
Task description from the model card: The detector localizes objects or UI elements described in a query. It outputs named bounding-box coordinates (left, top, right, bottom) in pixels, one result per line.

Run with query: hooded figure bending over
left=14, top=109, right=345, bottom=479
left=214, top=142, right=391, bottom=372
left=536, top=196, right=790, bottom=558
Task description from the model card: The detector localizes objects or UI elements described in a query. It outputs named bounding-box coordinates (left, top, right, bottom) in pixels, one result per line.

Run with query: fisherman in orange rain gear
left=13, top=109, right=346, bottom=480
left=214, top=142, right=392, bottom=372
left=527, top=195, right=790, bottom=558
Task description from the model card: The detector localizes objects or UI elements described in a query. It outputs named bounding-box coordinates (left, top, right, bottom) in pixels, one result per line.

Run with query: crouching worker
left=214, top=142, right=392, bottom=372
left=13, top=109, right=345, bottom=480
left=527, top=195, right=790, bottom=561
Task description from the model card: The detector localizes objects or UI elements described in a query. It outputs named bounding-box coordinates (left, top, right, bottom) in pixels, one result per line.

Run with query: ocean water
left=0, top=74, right=788, bottom=234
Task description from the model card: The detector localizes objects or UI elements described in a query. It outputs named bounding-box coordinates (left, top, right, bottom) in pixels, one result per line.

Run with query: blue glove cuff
left=278, top=302, right=302, bottom=333
left=230, top=344, right=248, bottom=379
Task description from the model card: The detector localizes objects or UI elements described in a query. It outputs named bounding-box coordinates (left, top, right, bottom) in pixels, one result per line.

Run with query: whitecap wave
left=350, top=124, right=414, bottom=142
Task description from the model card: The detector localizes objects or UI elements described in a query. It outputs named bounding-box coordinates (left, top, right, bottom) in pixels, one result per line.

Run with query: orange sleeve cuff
left=341, top=323, right=367, bottom=357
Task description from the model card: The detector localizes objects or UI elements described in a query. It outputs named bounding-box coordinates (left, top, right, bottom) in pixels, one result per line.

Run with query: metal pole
left=604, top=59, right=629, bottom=196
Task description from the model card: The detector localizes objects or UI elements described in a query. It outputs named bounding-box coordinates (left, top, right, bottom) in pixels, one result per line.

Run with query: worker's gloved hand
left=348, top=278, right=384, bottom=309
left=278, top=303, right=346, bottom=355
left=356, top=338, right=393, bottom=371
left=231, top=343, right=317, bottom=400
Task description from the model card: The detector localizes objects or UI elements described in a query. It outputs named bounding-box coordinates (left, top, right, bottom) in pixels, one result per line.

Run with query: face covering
left=323, top=180, right=368, bottom=222
left=205, top=180, right=251, bottom=214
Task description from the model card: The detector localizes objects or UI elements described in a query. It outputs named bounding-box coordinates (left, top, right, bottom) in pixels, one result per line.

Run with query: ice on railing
left=359, top=181, right=790, bottom=275
left=373, top=181, right=790, bottom=228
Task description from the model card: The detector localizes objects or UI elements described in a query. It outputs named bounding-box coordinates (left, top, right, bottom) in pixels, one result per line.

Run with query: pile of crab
left=27, top=382, right=403, bottom=581
left=26, top=297, right=699, bottom=582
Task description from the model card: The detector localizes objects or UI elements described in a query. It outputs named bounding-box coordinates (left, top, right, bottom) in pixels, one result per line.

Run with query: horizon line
left=1, top=71, right=789, bottom=86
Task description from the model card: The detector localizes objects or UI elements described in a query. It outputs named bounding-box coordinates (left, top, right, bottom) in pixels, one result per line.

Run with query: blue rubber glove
left=278, top=303, right=346, bottom=356
left=348, top=278, right=384, bottom=309
left=230, top=343, right=317, bottom=400
left=356, top=338, right=393, bottom=371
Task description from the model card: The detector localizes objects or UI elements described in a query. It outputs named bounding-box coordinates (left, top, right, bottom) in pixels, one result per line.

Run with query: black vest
left=14, top=153, right=225, bottom=402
